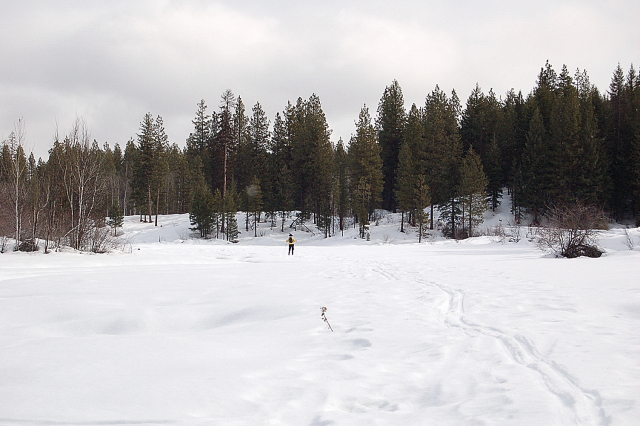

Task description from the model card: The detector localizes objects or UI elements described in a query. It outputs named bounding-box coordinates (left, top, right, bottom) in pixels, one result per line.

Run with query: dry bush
left=479, top=222, right=507, bottom=242
left=83, top=224, right=125, bottom=253
left=17, top=239, right=39, bottom=252
left=536, top=202, right=608, bottom=258
left=508, top=220, right=524, bottom=243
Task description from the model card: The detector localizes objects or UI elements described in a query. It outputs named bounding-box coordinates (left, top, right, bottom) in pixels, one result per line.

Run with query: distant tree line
left=1, top=62, right=639, bottom=251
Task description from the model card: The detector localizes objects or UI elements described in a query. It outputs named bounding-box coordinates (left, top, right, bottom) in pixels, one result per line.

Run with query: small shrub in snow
left=321, top=307, right=333, bottom=332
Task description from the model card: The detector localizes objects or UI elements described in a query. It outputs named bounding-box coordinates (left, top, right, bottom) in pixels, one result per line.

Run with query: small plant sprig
left=321, top=307, right=333, bottom=332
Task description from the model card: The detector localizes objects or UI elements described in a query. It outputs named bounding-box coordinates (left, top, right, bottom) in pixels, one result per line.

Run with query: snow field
left=0, top=210, right=639, bottom=425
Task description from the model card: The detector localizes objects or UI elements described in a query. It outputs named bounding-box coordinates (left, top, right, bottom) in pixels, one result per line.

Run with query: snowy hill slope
left=1, top=202, right=639, bottom=425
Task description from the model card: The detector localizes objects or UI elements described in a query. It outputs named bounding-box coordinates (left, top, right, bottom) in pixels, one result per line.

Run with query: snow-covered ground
left=1, top=202, right=639, bottom=425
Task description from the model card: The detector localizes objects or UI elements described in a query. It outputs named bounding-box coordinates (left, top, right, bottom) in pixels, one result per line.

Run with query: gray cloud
left=1, top=0, right=638, bottom=158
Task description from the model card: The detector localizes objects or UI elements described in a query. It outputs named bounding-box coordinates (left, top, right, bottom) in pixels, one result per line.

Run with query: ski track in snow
left=368, top=259, right=611, bottom=426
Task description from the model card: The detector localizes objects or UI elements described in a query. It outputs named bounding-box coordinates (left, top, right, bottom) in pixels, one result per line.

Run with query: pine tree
left=549, top=65, right=581, bottom=205
left=414, top=175, right=431, bottom=243
left=423, top=86, right=463, bottom=234
left=396, top=139, right=418, bottom=231
left=186, top=100, right=211, bottom=157
left=107, top=200, right=124, bottom=236
left=246, top=176, right=263, bottom=237
left=349, top=105, right=383, bottom=217
left=212, top=188, right=222, bottom=238
left=520, top=108, right=551, bottom=222
left=224, top=184, right=239, bottom=242
left=607, top=64, right=629, bottom=217
left=534, top=61, right=558, bottom=131
left=290, top=95, right=333, bottom=224
left=395, top=104, right=424, bottom=231
left=502, top=90, right=529, bottom=205
left=152, top=115, right=169, bottom=226
left=353, top=177, right=371, bottom=238
left=605, top=64, right=640, bottom=220
left=575, top=69, right=609, bottom=206
left=189, top=182, right=214, bottom=238
left=233, top=96, right=253, bottom=193
left=485, top=137, right=503, bottom=211
left=334, top=138, right=350, bottom=235
left=134, top=113, right=156, bottom=222
left=123, top=139, right=139, bottom=216
left=186, top=100, right=213, bottom=193
left=268, top=111, right=294, bottom=231
left=459, top=147, right=488, bottom=237
left=376, top=80, right=406, bottom=212
left=628, top=66, right=640, bottom=222
left=461, top=84, right=491, bottom=157
left=211, top=90, right=236, bottom=234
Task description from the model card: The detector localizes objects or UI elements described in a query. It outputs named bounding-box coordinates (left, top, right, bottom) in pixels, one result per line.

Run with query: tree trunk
left=147, top=185, right=152, bottom=223
left=155, top=187, right=160, bottom=226
left=430, top=204, right=434, bottom=230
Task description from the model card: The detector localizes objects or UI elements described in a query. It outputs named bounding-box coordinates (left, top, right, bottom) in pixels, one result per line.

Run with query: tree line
left=1, top=61, right=639, bottom=251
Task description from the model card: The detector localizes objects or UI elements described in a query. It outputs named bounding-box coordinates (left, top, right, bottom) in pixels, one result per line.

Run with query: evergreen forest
left=2, top=62, right=640, bottom=252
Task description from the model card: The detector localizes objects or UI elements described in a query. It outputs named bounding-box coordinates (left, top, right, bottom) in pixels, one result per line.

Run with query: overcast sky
left=1, top=0, right=638, bottom=159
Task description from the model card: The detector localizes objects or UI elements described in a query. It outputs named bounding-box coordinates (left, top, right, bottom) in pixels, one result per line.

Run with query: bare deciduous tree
left=52, top=119, right=106, bottom=250
left=2, top=119, right=28, bottom=249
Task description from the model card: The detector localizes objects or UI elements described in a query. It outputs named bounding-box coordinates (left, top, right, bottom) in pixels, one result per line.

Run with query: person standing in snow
left=287, top=233, right=296, bottom=255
